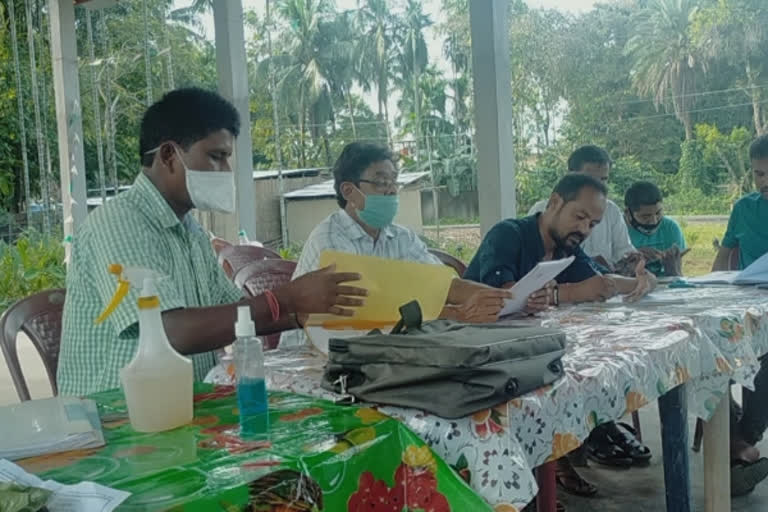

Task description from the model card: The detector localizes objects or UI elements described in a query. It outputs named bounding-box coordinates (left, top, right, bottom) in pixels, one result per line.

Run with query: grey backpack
left=322, top=301, right=566, bottom=418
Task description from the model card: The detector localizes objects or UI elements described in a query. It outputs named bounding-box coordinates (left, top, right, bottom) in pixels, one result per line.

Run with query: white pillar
left=469, top=0, right=516, bottom=235
left=213, top=0, right=257, bottom=241
left=49, top=0, right=88, bottom=264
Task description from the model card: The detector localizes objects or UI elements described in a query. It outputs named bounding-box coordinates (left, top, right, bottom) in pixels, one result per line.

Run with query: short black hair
left=625, top=181, right=663, bottom=211
left=568, top=145, right=612, bottom=172
left=749, top=135, right=768, bottom=161
left=333, top=142, right=396, bottom=208
left=139, top=87, right=240, bottom=166
left=552, top=173, right=607, bottom=203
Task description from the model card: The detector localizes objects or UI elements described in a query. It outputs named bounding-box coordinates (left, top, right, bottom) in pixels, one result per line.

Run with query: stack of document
left=0, top=397, right=105, bottom=461
left=688, top=252, right=768, bottom=285
left=0, top=459, right=129, bottom=511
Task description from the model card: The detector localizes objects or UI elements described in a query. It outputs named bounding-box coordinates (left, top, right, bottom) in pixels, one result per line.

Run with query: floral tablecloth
left=206, top=285, right=768, bottom=511
left=19, top=384, right=491, bottom=511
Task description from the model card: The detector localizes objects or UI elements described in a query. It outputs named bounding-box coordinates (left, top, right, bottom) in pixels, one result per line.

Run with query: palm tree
left=625, top=0, right=704, bottom=140
left=357, top=0, right=398, bottom=145
left=397, top=0, right=431, bottom=161
left=271, top=0, right=344, bottom=166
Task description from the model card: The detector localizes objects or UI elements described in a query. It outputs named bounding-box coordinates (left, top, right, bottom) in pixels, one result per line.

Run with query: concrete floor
left=2, top=337, right=768, bottom=510
left=559, top=398, right=768, bottom=511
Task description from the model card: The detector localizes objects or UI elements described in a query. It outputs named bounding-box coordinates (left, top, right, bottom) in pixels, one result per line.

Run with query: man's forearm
left=712, top=246, right=733, bottom=271
left=446, top=278, right=489, bottom=304
left=162, top=295, right=297, bottom=355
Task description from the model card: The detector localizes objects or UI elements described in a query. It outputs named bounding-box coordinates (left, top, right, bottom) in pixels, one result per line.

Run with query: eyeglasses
left=358, top=179, right=401, bottom=192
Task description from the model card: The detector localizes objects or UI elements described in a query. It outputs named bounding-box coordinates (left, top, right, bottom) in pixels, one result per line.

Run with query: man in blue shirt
left=465, top=174, right=656, bottom=307
left=624, top=181, right=688, bottom=276
left=465, top=174, right=657, bottom=499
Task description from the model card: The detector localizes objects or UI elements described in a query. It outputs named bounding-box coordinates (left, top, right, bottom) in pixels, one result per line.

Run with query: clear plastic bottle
left=234, top=306, right=269, bottom=437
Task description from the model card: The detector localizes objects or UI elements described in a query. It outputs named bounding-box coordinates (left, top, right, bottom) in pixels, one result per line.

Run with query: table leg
left=536, top=461, right=557, bottom=512
left=658, top=384, right=692, bottom=512
left=703, top=390, right=730, bottom=512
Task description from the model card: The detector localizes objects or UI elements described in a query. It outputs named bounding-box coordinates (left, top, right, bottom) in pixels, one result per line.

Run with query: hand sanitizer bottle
left=234, top=306, right=269, bottom=437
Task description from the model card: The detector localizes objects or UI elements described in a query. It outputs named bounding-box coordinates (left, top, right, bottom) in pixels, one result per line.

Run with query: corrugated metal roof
left=284, top=172, right=429, bottom=200
left=252, top=168, right=327, bottom=180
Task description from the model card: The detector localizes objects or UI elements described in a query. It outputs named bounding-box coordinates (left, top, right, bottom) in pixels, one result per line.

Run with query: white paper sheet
left=0, top=459, right=130, bottom=512
left=499, top=256, right=575, bottom=316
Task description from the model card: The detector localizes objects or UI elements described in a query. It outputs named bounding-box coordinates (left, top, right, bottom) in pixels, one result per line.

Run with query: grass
left=679, top=221, right=726, bottom=277
left=425, top=220, right=727, bottom=278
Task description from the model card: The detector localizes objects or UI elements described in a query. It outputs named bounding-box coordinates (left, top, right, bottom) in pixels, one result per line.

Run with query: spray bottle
left=234, top=306, right=269, bottom=437
left=96, top=264, right=193, bottom=433
left=238, top=229, right=264, bottom=247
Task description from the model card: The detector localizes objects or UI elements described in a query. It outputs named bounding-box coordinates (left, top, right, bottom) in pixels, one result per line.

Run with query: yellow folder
left=306, top=250, right=455, bottom=329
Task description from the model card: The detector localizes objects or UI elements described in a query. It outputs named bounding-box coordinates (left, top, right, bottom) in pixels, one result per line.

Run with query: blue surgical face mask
left=357, top=192, right=399, bottom=229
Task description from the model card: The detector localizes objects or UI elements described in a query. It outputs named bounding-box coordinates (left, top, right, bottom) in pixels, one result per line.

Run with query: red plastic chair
left=233, top=260, right=297, bottom=350
left=428, top=248, right=467, bottom=277
left=0, top=289, right=66, bottom=401
left=211, top=237, right=232, bottom=256
left=219, top=245, right=283, bottom=279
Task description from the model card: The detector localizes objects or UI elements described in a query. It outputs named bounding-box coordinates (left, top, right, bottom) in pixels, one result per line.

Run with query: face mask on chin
left=173, top=146, right=236, bottom=214
left=628, top=211, right=661, bottom=235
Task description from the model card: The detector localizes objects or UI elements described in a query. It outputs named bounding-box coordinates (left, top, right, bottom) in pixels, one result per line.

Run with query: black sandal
left=612, top=422, right=652, bottom=464
left=586, top=424, right=633, bottom=467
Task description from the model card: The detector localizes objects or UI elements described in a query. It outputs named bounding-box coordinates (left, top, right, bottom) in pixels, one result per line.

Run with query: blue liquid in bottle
left=237, top=376, right=269, bottom=437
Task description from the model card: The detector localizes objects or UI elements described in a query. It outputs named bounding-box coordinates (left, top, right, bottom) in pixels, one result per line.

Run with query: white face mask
left=173, top=146, right=236, bottom=214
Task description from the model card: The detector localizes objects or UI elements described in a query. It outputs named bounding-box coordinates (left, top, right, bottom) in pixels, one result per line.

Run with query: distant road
left=424, top=215, right=728, bottom=232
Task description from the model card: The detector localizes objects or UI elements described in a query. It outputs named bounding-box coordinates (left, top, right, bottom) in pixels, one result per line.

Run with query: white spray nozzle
left=235, top=306, right=256, bottom=338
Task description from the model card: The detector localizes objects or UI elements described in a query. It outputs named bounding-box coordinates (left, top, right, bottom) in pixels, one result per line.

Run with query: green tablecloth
left=19, top=383, right=490, bottom=512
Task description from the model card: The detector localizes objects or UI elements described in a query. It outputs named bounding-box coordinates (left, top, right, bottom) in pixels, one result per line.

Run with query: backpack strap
left=391, top=301, right=423, bottom=334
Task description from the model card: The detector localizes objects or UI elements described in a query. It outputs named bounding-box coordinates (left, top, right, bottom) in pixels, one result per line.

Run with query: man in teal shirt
left=623, top=181, right=687, bottom=276
left=711, top=134, right=768, bottom=496
left=713, top=135, right=768, bottom=271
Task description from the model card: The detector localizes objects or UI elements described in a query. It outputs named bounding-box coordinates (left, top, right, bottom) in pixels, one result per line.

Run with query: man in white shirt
left=528, top=145, right=635, bottom=267
left=282, top=142, right=510, bottom=347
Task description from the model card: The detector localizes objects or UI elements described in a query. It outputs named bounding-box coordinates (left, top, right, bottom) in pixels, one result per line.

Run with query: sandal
left=555, top=457, right=597, bottom=497
left=731, top=458, right=768, bottom=496
left=586, top=424, right=633, bottom=467
left=612, top=422, right=652, bottom=464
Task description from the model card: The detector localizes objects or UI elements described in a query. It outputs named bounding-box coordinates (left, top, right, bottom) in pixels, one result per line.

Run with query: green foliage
left=0, top=230, right=66, bottom=313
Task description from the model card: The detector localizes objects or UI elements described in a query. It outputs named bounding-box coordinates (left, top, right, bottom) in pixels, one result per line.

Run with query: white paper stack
left=687, top=251, right=768, bottom=285
left=0, top=459, right=129, bottom=512
left=0, top=397, right=105, bottom=461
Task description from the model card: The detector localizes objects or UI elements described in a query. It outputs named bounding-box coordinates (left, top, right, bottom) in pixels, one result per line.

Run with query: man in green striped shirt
left=58, top=88, right=366, bottom=396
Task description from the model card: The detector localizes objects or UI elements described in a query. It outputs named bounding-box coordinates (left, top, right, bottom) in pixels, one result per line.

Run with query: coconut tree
left=357, top=0, right=398, bottom=145
left=625, top=0, right=704, bottom=140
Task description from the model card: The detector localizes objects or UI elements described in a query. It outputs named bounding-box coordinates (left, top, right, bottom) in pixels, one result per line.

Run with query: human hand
left=278, top=265, right=367, bottom=316
left=589, top=274, right=618, bottom=302
left=659, top=245, right=691, bottom=277
left=624, top=260, right=656, bottom=303
left=613, top=252, right=645, bottom=277
left=453, top=288, right=512, bottom=323
left=525, top=280, right=557, bottom=313
left=637, top=247, right=663, bottom=262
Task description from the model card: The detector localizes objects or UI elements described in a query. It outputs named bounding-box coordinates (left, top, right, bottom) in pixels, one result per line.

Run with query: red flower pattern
left=348, top=464, right=450, bottom=512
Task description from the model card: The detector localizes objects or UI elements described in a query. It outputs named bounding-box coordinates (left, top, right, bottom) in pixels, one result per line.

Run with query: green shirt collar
left=131, top=172, right=185, bottom=230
